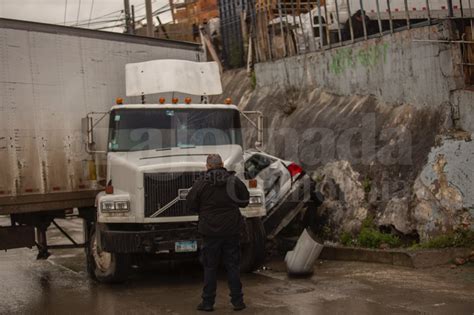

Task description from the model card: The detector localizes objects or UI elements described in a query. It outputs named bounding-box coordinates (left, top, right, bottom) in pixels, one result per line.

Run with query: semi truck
left=0, top=18, right=267, bottom=283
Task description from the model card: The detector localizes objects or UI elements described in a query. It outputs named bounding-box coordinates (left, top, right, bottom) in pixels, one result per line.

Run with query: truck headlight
left=249, top=196, right=262, bottom=205
left=114, top=201, right=130, bottom=211
left=101, top=200, right=129, bottom=212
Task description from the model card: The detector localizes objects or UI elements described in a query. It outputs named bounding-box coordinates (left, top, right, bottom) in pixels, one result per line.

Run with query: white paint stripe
left=46, top=258, right=81, bottom=276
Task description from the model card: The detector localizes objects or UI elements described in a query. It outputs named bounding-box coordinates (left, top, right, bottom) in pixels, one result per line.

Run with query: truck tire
left=240, top=217, right=266, bottom=273
left=87, top=225, right=130, bottom=283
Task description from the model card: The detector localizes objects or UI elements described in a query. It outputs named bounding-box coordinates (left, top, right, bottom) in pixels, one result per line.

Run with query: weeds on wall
left=411, top=229, right=474, bottom=249
left=250, top=71, right=256, bottom=90
left=339, top=215, right=401, bottom=249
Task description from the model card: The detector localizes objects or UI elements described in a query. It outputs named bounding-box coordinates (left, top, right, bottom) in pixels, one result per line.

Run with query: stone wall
left=255, top=21, right=464, bottom=110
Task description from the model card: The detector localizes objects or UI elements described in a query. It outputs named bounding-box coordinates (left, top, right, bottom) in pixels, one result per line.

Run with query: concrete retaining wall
left=255, top=22, right=464, bottom=110
left=453, top=89, right=474, bottom=132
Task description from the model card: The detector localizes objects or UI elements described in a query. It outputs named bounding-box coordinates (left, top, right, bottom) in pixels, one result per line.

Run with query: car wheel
left=240, top=217, right=266, bottom=273
left=87, top=224, right=130, bottom=283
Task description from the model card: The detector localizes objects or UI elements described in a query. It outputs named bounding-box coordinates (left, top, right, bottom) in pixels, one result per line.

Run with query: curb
left=319, top=246, right=473, bottom=268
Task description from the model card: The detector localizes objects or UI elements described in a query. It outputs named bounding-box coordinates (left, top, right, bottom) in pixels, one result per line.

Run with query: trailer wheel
left=240, top=217, right=266, bottom=273
left=87, top=225, right=130, bottom=284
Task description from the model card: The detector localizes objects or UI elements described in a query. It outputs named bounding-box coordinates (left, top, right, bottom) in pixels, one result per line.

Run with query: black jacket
left=186, top=168, right=250, bottom=237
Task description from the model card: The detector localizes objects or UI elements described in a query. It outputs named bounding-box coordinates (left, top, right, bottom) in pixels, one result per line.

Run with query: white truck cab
left=85, top=60, right=266, bottom=283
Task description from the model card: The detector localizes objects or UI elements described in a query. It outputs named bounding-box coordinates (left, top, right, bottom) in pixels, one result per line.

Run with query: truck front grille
left=144, top=172, right=204, bottom=218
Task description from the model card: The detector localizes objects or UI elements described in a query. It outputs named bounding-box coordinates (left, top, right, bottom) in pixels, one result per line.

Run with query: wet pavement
left=1, top=217, right=474, bottom=314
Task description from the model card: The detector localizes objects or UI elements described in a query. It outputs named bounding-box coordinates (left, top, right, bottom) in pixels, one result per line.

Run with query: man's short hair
left=206, top=154, right=223, bottom=169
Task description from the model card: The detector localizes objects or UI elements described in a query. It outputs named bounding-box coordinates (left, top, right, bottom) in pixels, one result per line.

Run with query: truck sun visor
left=125, top=60, right=223, bottom=97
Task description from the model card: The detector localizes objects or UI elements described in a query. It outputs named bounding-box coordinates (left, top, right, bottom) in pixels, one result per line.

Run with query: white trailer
left=0, top=18, right=202, bottom=253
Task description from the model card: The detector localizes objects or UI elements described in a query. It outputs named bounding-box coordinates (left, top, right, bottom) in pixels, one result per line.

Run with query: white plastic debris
left=285, top=228, right=323, bottom=275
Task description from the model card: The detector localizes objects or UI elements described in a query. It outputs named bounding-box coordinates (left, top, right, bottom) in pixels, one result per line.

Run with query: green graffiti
left=329, top=48, right=354, bottom=75
left=330, top=43, right=389, bottom=75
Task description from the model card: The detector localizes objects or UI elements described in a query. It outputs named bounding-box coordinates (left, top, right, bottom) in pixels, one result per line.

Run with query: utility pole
left=145, top=0, right=154, bottom=37
left=124, top=0, right=133, bottom=34
left=131, top=5, right=136, bottom=34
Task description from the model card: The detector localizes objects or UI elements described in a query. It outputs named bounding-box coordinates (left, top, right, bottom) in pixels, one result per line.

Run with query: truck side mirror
left=83, top=112, right=109, bottom=154
left=241, top=110, right=264, bottom=150
left=81, top=116, right=94, bottom=148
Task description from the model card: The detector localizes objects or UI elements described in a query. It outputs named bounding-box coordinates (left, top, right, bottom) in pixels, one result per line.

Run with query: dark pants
left=200, top=236, right=243, bottom=306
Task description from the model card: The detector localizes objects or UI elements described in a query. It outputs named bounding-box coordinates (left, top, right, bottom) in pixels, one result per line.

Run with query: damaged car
left=243, top=150, right=324, bottom=239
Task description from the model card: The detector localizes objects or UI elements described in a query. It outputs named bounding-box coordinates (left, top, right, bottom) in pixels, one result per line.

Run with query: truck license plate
left=175, top=240, right=197, bottom=253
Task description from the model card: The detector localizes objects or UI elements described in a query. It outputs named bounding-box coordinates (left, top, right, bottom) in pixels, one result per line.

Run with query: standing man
left=186, top=154, right=249, bottom=312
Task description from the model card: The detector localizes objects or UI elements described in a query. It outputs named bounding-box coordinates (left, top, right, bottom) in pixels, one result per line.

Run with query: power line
left=87, top=0, right=95, bottom=27
left=76, top=0, right=82, bottom=25
left=67, top=1, right=176, bottom=33
left=59, top=0, right=161, bottom=27
left=74, top=17, right=126, bottom=27
left=111, top=10, right=125, bottom=32
left=65, top=9, right=121, bottom=26
left=63, top=0, right=68, bottom=25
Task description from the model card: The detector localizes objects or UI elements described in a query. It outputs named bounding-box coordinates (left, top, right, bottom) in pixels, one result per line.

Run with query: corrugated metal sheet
left=0, top=19, right=204, bottom=206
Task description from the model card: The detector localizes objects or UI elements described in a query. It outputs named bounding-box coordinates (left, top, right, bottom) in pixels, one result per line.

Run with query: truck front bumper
left=99, top=225, right=202, bottom=254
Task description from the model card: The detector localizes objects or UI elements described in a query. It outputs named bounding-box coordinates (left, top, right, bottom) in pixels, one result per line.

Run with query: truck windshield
left=108, top=108, right=243, bottom=152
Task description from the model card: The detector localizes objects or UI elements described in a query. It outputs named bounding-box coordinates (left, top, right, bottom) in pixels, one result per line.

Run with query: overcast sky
left=0, top=0, right=172, bottom=32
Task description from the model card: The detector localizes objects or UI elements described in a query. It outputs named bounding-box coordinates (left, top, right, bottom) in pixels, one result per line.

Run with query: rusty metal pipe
left=404, top=0, right=411, bottom=29
left=425, top=0, right=431, bottom=25
left=359, top=0, right=368, bottom=40
left=387, top=0, right=394, bottom=34
left=346, top=0, right=354, bottom=42
left=334, top=0, right=342, bottom=44
left=317, top=0, right=324, bottom=48
left=375, top=0, right=383, bottom=35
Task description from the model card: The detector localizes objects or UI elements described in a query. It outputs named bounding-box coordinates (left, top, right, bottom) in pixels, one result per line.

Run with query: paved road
left=1, top=217, right=473, bottom=314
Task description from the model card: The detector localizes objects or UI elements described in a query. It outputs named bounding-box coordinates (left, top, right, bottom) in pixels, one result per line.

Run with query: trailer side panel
left=0, top=19, right=203, bottom=214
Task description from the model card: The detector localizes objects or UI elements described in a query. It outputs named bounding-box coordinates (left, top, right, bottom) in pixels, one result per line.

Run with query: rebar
left=317, top=0, right=324, bottom=48
left=404, top=0, right=411, bottom=29
left=359, top=0, right=368, bottom=40
left=387, top=0, right=394, bottom=34
left=346, top=0, right=355, bottom=42
left=376, top=0, right=383, bottom=35
left=334, top=0, right=343, bottom=44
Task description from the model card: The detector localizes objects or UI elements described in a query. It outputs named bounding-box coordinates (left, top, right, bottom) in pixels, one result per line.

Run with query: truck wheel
left=240, top=217, right=266, bottom=273
left=87, top=225, right=130, bottom=283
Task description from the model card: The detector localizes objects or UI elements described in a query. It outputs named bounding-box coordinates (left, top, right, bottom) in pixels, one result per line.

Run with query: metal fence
left=244, top=0, right=474, bottom=63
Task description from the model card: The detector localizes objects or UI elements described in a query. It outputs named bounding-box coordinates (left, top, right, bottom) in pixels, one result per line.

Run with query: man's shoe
left=196, top=303, right=214, bottom=312
left=232, top=302, right=246, bottom=311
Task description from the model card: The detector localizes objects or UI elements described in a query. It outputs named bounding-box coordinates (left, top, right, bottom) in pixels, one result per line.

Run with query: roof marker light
left=159, top=97, right=166, bottom=104
left=115, top=97, right=123, bottom=105
left=184, top=97, right=192, bottom=104
left=172, top=97, right=179, bottom=104
left=224, top=97, right=232, bottom=105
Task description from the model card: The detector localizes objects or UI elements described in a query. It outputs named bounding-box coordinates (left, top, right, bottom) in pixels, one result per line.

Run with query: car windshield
left=244, top=154, right=276, bottom=179
left=108, top=108, right=243, bottom=152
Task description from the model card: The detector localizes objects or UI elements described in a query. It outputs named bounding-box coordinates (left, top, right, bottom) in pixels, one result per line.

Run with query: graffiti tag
left=330, top=42, right=389, bottom=75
